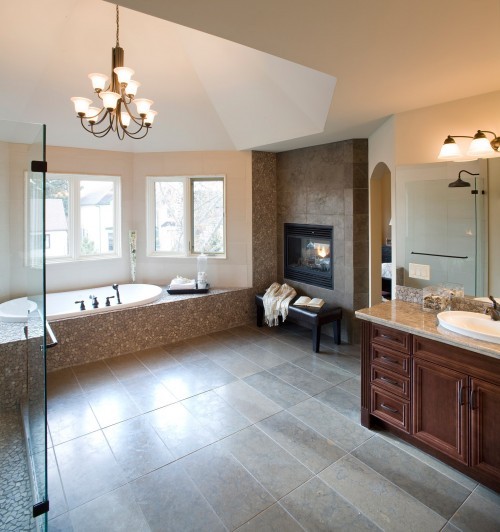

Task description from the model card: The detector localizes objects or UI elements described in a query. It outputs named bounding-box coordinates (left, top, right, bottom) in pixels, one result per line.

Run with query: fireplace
left=284, top=223, right=333, bottom=289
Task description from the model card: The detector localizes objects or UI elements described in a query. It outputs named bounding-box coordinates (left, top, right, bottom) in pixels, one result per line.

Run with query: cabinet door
left=470, top=378, right=500, bottom=479
left=412, top=357, right=468, bottom=465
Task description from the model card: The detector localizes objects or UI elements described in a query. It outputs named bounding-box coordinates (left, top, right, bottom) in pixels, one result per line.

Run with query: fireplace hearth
left=284, top=223, right=333, bottom=289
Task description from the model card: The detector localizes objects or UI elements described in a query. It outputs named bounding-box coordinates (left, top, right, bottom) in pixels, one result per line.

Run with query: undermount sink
left=437, top=311, right=500, bottom=344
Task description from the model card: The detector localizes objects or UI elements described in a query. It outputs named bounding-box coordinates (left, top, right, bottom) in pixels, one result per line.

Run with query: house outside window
left=45, top=174, right=120, bottom=262
left=147, top=175, right=225, bottom=257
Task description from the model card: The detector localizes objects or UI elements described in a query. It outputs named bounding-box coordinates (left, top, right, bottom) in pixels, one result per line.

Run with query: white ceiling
left=2, top=0, right=500, bottom=153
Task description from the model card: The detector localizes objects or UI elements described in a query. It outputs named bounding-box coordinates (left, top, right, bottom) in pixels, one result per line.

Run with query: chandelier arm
left=121, top=125, right=150, bottom=140
left=447, top=135, right=474, bottom=139
left=79, top=117, right=113, bottom=137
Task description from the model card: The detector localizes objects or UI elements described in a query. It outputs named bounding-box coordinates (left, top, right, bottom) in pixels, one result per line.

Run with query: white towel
left=170, top=276, right=196, bottom=290
left=263, top=282, right=297, bottom=327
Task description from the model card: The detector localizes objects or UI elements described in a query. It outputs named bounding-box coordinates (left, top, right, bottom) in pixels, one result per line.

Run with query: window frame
left=146, top=175, right=226, bottom=258
left=45, top=172, right=121, bottom=263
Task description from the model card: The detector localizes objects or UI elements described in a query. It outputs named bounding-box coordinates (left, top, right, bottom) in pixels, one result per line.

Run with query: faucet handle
left=105, top=296, right=115, bottom=306
left=75, top=300, right=86, bottom=311
left=488, top=295, right=498, bottom=310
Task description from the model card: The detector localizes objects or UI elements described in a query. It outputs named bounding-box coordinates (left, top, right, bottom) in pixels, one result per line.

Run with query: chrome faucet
left=487, top=295, right=500, bottom=321
left=112, top=284, right=122, bottom=304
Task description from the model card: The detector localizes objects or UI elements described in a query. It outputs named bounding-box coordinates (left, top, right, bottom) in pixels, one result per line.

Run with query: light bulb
left=144, top=110, right=157, bottom=126
left=88, top=73, right=109, bottom=92
left=438, top=136, right=463, bottom=160
left=125, top=80, right=140, bottom=97
left=134, top=98, right=153, bottom=117
left=100, top=91, right=121, bottom=110
left=70, top=97, right=92, bottom=117
left=467, top=134, right=495, bottom=157
left=114, top=66, right=134, bottom=84
left=120, top=111, right=131, bottom=128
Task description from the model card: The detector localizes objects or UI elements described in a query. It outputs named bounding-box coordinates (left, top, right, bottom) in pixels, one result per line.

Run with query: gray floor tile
left=255, top=337, right=307, bottom=362
left=163, top=340, right=205, bottom=361
left=221, top=425, right=313, bottom=498
left=48, top=512, right=74, bottom=532
left=47, top=368, right=82, bottom=399
left=202, top=347, right=263, bottom=378
left=268, top=362, right=333, bottom=396
left=72, top=360, right=120, bottom=391
left=352, top=436, right=471, bottom=519
left=70, top=483, right=150, bottom=532
left=181, top=390, right=251, bottom=438
left=214, top=380, right=283, bottom=423
left=47, top=447, right=67, bottom=520
left=257, top=410, right=345, bottom=473
left=181, top=444, right=276, bottom=530
left=120, top=372, right=177, bottom=413
left=474, top=484, right=500, bottom=506
left=104, top=416, right=175, bottom=481
left=55, top=431, right=127, bottom=510
left=236, top=503, right=304, bottom=532
left=289, top=398, right=372, bottom=451
left=319, top=455, right=447, bottom=532
left=130, top=461, right=225, bottom=532
left=134, top=346, right=181, bottom=372
left=104, top=353, right=151, bottom=382
left=314, top=386, right=361, bottom=423
left=244, top=371, right=309, bottom=408
left=229, top=324, right=270, bottom=342
left=293, top=355, right=354, bottom=385
left=235, top=343, right=288, bottom=369
left=86, top=382, right=141, bottom=427
left=281, top=477, right=380, bottom=532
left=336, top=375, right=361, bottom=397
left=315, top=350, right=361, bottom=375
left=209, top=329, right=253, bottom=349
left=449, top=490, right=500, bottom=531
left=146, top=402, right=219, bottom=459
left=48, top=393, right=100, bottom=445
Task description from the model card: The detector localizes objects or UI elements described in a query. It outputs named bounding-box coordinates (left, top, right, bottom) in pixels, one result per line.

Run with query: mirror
left=394, top=159, right=496, bottom=297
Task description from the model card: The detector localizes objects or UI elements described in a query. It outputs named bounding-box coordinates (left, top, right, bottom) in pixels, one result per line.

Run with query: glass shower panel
left=24, top=123, right=49, bottom=529
left=404, top=178, right=486, bottom=296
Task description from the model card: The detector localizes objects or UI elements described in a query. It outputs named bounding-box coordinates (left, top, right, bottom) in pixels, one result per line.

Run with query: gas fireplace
left=284, top=223, right=333, bottom=289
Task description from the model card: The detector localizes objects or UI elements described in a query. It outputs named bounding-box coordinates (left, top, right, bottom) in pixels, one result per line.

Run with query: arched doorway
left=369, top=162, right=391, bottom=305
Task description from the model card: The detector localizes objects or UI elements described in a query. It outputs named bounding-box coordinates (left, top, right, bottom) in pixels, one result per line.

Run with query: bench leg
left=312, top=326, right=321, bottom=353
left=334, top=319, right=341, bottom=345
left=256, top=305, right=264, bottom=327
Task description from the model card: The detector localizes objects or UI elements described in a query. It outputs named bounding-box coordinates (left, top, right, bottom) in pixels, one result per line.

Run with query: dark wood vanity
left=357, top=302, right=500, bottom=493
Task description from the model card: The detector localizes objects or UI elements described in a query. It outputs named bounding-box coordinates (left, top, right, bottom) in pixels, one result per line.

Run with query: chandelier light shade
left=438, top=130, right=500, bottom=161
left=71, top=5, right=157, bottom=140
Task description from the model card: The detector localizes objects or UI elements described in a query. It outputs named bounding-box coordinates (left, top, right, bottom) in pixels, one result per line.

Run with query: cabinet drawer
left=371, top=324, right=411, bottom=353
left=371, top=386, right=410, bottom=433
left=371, top=366, right=410, bottom=400
left=371, top=344, right=410, bottom=376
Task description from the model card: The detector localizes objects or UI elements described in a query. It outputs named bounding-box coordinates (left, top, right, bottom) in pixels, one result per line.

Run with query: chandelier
left=71, top=5, right=157, bottom=140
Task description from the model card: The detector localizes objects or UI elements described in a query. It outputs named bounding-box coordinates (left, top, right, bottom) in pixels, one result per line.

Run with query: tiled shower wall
left=276, top=140, right=369, bottom=342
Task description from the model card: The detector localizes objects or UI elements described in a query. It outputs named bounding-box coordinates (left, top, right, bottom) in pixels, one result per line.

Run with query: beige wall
left=41, top=147, right=252, bottom=293
left=0, top=142, right=10, bottom=300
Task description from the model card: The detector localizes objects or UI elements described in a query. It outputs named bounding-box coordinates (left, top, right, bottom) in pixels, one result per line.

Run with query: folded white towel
left=170, top=281, right=196, bottom=290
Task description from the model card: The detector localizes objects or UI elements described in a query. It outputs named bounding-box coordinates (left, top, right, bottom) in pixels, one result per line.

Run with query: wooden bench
left=255, top=294, right=342, bottom=353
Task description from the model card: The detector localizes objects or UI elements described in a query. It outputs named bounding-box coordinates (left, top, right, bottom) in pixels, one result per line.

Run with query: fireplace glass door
left=284, top=224, right=333, bottom=289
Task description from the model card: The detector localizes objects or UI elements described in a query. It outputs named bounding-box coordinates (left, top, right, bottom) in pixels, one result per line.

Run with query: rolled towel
left=169, top=276, right=196, bottom=290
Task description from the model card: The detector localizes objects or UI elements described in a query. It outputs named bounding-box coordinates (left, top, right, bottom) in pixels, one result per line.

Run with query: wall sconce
left=438, top=130, right=500, bottom=160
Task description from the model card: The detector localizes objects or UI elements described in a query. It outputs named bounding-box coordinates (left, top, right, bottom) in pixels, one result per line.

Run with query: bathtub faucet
left=112, top=284, right=122, bottom=304
left=105, top=296, right=115, bottom=307
left=75, top=300, right=86, bottom=311
left=89, top=295, right=99, bottom=308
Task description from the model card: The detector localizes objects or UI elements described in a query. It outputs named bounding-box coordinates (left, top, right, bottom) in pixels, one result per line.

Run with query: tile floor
left=39, top=322, right=500, bottom=530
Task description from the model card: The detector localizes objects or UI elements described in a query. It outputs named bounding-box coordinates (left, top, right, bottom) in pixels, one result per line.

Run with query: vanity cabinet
left=360, top=320, right=500, bottom=492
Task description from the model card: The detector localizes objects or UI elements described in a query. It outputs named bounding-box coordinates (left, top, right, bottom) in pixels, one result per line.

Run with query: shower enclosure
left=0, top=119, right=50, bottom=530
left=396, top=162, right=487, bottom=297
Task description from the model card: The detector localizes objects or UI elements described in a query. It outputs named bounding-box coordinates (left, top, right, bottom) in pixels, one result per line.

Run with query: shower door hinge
left=33, top=499, right=49, bottom=517
left=31, top=160, right=47, bottom=173
left=471, top=190, right=478, bottom=195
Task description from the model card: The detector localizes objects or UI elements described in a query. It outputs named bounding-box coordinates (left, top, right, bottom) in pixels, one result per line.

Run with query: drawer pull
left=381, top=355, right=398, bottom=364
left=380, top=376, right=399, bottom=386
left=379, top=333, right=397, bottom=341
left=380, top=403, right=398, bottom=414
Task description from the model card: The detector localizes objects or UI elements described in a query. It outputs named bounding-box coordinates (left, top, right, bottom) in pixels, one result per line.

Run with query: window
left=147, top=175, right=225, bottom=256
left=45, top=173, right=120, bottom=261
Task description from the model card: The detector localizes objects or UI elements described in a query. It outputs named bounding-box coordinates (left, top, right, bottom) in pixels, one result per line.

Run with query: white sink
left=437, top=311, right=500, bottom=344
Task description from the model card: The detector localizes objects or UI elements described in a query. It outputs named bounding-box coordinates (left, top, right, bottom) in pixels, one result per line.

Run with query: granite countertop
left=355, top=300, right=500, bottom=360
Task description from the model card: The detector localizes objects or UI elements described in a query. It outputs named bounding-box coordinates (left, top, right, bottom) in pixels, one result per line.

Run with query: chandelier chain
left=116, top=4, right=120, bottom=47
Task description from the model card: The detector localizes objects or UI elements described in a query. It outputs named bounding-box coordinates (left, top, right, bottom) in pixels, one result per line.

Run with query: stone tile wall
left=276, top=140, right=369, bottom=342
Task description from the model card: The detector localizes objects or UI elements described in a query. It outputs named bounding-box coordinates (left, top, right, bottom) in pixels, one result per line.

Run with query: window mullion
left=185, top=177, right=192, bottom=255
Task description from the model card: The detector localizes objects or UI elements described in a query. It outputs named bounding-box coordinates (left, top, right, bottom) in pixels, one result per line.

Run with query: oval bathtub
left=0, top=297, right=38, bottom=323
left=46, top=284, right=163, bottom=321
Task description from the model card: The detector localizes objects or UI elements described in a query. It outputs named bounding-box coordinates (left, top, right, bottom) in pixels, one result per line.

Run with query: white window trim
left=45, top=173, right=121, bottom=263
left=146, top=175, right=226, bottom=258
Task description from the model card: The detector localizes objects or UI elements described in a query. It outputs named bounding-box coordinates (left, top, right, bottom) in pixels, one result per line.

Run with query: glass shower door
left=23, top=123, right=50, bottom=530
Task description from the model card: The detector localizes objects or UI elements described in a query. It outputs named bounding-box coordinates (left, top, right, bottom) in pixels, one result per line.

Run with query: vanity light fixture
left=70, top=5, right=157, bottom=140
left=438, top=130, right=500, bottom=160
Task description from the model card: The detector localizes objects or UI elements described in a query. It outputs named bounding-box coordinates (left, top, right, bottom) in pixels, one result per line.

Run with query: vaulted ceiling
left=2, top=0, right=500, bottom=152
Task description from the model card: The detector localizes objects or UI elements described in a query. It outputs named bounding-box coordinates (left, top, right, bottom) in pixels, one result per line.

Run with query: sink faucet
left=112, top=284, right=122, bottom=304
left=487, top=295, right=500, bottom=321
